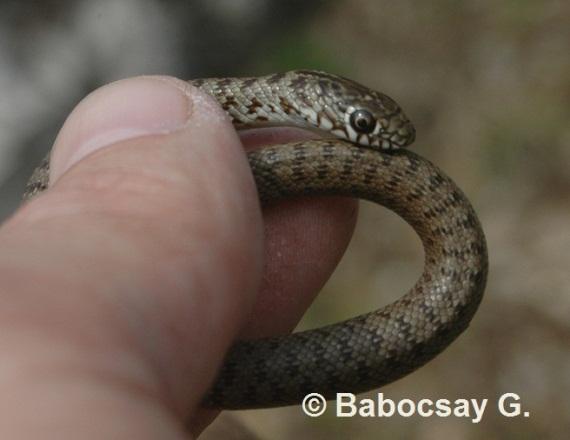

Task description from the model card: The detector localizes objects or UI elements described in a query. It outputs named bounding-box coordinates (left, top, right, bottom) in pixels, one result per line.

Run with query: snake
left=24, top=70, right=488, bottom=410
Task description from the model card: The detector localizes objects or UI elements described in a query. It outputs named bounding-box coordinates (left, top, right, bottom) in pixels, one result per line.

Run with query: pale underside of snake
left=24, top=70, right=488, bottom=409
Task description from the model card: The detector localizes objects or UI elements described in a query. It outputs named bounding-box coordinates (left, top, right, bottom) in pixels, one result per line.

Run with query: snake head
left=292, top=70, right=416, bottom=150
left=341, top=90, right=416, bottom=150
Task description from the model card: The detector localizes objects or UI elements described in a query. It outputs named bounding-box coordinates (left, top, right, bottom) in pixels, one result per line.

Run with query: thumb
left=0, top=76, right=263, bottom=437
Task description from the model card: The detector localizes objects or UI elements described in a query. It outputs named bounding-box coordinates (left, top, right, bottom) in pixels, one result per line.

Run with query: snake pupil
left=350, top=109, right=375, bottom=134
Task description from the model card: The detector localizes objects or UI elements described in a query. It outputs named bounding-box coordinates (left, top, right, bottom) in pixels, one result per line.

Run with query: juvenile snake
left=24, top=70, right=488, bottom=409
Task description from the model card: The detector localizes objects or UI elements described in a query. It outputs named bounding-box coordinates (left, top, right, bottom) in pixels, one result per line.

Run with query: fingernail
left=52, top=76, right=194, bottom=178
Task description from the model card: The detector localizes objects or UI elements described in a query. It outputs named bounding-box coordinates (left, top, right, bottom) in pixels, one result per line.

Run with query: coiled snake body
left=25, top=70, right=488, bottom=409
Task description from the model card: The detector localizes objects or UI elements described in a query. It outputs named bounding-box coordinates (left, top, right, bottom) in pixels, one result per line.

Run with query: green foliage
left=253, top=31, right=343, bottom=74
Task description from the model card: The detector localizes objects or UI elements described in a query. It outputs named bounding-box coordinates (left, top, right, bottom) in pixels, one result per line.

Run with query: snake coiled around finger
left=24, top=70, right=488, bottom=409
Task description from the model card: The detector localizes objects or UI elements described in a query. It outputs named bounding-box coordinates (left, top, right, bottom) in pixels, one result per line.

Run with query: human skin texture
left=0, top=76, right=355, bottom=438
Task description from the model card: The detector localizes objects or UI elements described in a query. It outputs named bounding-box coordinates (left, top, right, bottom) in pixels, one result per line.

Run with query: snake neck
left=191, top=72, right=319, bottom=132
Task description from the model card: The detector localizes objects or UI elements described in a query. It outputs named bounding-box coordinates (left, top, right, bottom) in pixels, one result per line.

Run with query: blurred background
left=0, top=0, right=568, bottom=438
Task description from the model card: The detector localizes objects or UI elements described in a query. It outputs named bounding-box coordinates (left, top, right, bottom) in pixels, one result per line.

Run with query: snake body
left=25, top=70, right=488, bottom=409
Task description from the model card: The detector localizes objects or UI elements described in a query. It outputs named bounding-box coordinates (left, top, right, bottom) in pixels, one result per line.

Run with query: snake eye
left=349, top=109, right=376, bottom=134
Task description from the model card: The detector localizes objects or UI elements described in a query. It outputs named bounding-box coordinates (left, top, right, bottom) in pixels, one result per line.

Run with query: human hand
left=0, top=76, right=356, bottom=438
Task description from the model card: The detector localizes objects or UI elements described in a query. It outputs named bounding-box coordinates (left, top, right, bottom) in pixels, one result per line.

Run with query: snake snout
left=401, top=120, right=416, bottom=147
left=389, top=116, right=415, bottom=149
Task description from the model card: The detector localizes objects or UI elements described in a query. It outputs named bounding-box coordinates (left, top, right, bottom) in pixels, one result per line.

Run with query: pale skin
left=0, top=76, right=357, bottom=438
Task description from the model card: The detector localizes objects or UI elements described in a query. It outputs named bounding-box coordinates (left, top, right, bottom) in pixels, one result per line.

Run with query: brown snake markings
left=24, top=70, right=488, bottom=409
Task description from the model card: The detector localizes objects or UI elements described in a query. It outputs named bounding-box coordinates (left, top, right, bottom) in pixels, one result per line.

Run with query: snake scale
left=24, top=70, right=488, bottom=409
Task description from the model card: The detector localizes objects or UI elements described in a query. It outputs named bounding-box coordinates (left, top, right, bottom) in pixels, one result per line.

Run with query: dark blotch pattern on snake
left=23, top=70, right=488, bottom=409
